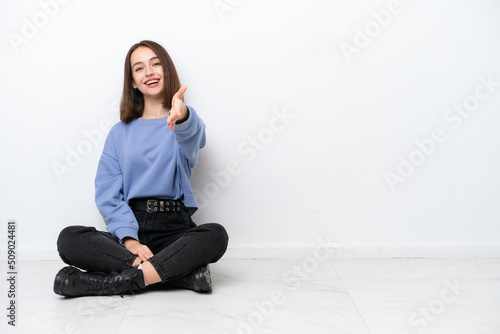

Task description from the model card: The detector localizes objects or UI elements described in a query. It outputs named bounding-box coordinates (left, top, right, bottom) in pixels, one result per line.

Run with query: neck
left=142, top=96, right=169, bottom=119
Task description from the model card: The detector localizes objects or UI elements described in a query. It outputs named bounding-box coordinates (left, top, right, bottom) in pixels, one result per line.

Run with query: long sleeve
left=173, top=106, right=206, bottom=168
left=95, top=130, right=139, bottom=241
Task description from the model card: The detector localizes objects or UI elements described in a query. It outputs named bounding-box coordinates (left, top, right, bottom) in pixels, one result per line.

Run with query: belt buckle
left=147, top=200, right=158, bottom=213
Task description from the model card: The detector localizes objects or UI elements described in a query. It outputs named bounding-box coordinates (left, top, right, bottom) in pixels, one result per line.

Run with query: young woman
left=53, top=40, right=228, bottom=297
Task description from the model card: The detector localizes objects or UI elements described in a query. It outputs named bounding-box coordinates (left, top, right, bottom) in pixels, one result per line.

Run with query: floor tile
left=118, top=306, right=369, bottom=334
left=332, top=258, right=500, bottom=279
left=342, top=278, right=500, bottom=307
left=358, top=305, right=500, bottom=334
left=213, top=258, right=338, bottom=282
left=132, top=275, right=354, bottom=310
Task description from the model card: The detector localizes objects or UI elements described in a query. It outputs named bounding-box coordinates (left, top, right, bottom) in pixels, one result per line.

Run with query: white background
left=0, top=0, right=499, bottom=259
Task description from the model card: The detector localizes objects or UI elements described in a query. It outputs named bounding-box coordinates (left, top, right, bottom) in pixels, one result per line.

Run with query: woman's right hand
left=123, top=238, right=154, bottom=262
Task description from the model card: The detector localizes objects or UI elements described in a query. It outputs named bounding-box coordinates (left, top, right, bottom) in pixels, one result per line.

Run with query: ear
left=132, top=80, right=138, bottom=89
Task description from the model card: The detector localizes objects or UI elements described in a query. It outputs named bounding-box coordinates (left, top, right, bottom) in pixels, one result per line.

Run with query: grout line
left=114, top=295, right=136, bottom=334
left=329, top=258, right=373, bottom=334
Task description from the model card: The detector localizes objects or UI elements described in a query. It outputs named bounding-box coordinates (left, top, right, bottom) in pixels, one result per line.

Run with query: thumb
left=173, top=85, right=187, bottom=101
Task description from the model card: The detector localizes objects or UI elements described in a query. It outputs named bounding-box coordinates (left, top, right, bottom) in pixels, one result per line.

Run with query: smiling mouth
left=145, top=79, right=159, bottom=86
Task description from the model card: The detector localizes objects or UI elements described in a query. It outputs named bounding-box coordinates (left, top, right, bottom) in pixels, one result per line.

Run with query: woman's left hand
left=167, top=85, right=189, bottom=131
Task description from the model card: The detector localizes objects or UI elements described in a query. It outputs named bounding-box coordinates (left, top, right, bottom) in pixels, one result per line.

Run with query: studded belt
left=129, top=198, right=185, bottom=213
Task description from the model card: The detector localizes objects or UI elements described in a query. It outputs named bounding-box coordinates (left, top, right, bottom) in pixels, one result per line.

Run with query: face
left=130, top=46, right=164, bottom=97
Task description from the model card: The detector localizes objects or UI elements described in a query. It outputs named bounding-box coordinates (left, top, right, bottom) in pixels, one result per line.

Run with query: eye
left=134, top=67, right=143, bottom=72
left=153, top=62, right=161, bottom=67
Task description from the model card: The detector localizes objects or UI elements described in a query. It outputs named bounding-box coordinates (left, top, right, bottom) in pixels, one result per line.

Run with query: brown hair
left=120, top=40, right=181, bottom=123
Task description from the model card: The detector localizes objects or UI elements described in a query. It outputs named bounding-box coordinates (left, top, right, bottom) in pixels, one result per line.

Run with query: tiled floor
left=2, top=257, right=500, bottom=334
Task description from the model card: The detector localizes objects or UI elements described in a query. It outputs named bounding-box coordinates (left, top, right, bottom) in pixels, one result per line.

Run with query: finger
left=139, top=253, right=148, bottom=262
left=141, top=245, right=154, bottom=256
left=167, top=117, right=176, bottom=131
left=140, top=250, right=152, bottom=261
left=167, top=113, right=176, bottom=125
left=173, top=85, right=187, bottom=101
left=167, top=113, right=176, bottom=129
left=142, top=247, right=153, bottom=259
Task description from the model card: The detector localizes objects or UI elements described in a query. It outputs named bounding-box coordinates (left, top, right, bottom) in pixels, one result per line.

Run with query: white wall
left=1, top=0, right=499, bottom=259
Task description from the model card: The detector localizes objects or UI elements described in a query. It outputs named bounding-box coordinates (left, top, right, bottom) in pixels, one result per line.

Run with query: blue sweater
left=94, top=106, right=206, bottom=241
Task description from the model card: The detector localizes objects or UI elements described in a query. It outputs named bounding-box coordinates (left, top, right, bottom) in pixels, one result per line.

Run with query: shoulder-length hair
left=120, top=40, right=181, bottom=123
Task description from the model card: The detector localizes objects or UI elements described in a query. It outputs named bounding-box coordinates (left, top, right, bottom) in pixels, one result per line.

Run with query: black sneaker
left=54, top=266, right=146, bottom=297
left=163, top=265, right=212, bottom=293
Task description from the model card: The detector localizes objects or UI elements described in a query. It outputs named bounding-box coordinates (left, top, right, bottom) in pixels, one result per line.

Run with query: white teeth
left=146, top=80, right=159, bottom=85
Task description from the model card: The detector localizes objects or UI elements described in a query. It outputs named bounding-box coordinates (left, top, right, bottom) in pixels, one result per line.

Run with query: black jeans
left=57, top=204, right=228, bottom=282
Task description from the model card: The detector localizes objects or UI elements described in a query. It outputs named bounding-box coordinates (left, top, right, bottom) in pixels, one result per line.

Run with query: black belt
left=129, top=198, right=184, bottom=213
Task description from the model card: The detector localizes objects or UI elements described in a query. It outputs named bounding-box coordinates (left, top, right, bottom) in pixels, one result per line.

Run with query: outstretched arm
left=167, top=85, right=189, bottom=131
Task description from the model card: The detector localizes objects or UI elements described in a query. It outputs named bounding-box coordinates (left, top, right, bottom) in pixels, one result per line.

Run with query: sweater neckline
left=136, top=116, right=168, bottom=126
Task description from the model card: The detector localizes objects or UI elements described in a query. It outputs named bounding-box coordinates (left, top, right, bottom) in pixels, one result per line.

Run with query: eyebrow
left=132, top=56, right=160, bottom=68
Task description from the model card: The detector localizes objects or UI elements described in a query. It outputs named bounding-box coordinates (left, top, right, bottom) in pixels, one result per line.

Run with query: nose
left=145, top=65, right=154, bottom=76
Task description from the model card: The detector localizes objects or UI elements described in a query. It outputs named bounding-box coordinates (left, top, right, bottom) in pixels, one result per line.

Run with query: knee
left=57, top=225, right=95, bottom=254
left=206, top=223, right=229, bottom=250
